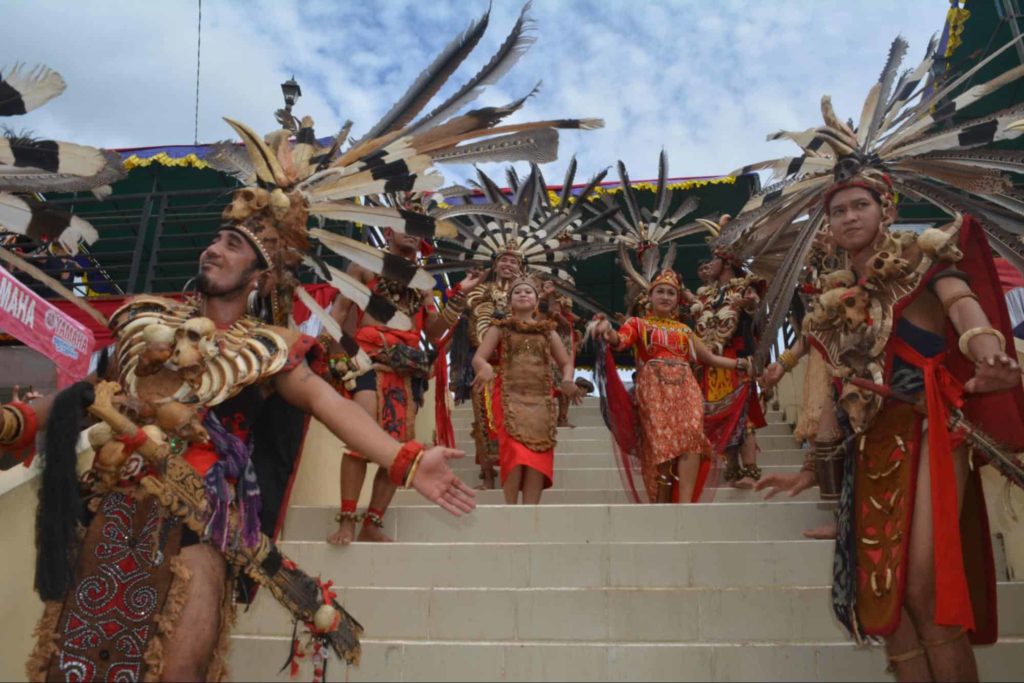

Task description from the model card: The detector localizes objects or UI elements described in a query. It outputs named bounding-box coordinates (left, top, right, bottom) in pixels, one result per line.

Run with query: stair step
left=388, top=486, right=822, bottom=506
left=451, top=422, right=796, bottom=441
left=446, top=448, right=809, bottom=470
left=283, top=502, right=836, bottom=544
left=235, top=583, right=1024, bottom=643
left=269, top=540, right=834, bottom=589
left=228, top=635, right=1024, bottom=682
left=449, top=465, right=803, bottom=490
left=449, top=433, right=802, bottom=454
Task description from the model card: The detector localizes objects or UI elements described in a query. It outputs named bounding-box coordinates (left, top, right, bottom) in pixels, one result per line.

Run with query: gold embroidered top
left=690, top=275, right=762, bottom=353
left=465, top=279, right=514, bottom=347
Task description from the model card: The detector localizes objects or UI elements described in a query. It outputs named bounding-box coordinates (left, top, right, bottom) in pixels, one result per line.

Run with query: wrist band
left=942, top=291, right=979, bottom=316
left=440, top=294, right=467, bottom=326
left=0, top=401, right=38, bottom=448
left=389, top=440, right=424, bottom=487
left=403, top=450, right=425, bottom=488
left=957, top=326, right=1006, bottom=362
left=778, top=349, right=799, bottom=373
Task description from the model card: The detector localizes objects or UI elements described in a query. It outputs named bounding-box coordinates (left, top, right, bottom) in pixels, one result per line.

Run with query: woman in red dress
left=472, top=274, right=580, bottom=504
left=595, top=269, right=750, bottom=503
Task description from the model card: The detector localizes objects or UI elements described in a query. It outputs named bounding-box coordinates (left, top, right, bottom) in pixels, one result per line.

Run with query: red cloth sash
left=887, top=336, right=974, bottom=631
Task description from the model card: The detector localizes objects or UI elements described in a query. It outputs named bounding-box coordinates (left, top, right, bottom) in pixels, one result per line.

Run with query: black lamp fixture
left=280, top=76, right=302, bottom=111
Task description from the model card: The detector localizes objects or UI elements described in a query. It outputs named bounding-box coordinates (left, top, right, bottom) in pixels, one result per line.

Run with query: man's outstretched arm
left=274, top=361, right=476, bottom=515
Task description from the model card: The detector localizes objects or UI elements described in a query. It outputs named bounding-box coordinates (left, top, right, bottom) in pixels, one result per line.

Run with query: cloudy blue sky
left=5, top=1, right=951, bottom=184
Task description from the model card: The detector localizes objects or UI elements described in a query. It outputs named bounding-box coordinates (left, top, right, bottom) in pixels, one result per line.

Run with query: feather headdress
left=431, top=161, right=607, bottom=281
left=562, top=151, right=715, bottom=310
left=0, top=64, right=125, bottom=326
left=202, top=4, right=602, bottom=328
left=426, top=161, right=614, bottom=315
left=722, top=35, right=1024, bottom=363
left=0, top=65, right=125, bottom=249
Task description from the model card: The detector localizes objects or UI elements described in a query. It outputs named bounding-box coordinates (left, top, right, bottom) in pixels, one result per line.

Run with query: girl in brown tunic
left=472, top=275, right=580, bottom=504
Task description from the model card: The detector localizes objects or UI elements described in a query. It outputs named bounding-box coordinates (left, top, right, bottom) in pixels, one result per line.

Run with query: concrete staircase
left=230, top=397, right=1024, bottom=681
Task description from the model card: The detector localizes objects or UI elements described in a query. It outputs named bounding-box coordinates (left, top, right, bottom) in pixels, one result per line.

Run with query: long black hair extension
left=34, top=381, right=94, bottom=601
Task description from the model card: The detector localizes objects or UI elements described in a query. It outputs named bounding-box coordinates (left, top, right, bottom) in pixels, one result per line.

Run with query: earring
left=247, top=289, right=262, bottom=318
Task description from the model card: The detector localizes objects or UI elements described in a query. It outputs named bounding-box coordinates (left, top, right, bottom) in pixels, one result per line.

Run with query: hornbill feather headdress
left=722, top=35, right=1024, bottom=365
left=0, top=63, right=126, bottom=326
left=203, top=4, right=603, bottom=328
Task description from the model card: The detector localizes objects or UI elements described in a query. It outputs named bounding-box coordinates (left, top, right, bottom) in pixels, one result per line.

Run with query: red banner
left=0, top=265, right=95, bottom=387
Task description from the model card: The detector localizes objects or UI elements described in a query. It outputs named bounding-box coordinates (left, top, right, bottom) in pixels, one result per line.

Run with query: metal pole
left=1000, top=0, right=1024, bottom=67
left=127, top=194, right=154, bottom=294
left=143, top=194, right=170, bottom=293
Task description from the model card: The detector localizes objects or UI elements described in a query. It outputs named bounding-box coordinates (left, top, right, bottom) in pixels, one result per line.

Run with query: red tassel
left=433, top=333, right=456, bottom=447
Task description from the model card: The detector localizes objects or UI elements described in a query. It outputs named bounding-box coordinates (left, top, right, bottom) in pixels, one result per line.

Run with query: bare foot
left=557, top=419, right=576, bottom=428
left=357, top=524, right=394, bottom=543
left=476, top=467, right=496, bottom=490
left=732, top=476, right=756, bottom=490
left=327, top=517, right=357, bottom=545
left=802, top=522, right=837, bottom=540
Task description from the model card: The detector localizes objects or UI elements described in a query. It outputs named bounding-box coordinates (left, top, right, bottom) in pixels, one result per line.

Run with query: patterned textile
left=851, top=402, right=920, bottom=635
left=635, top=359, right=710, bottom=501
left=831, top=417, right=861, bottom=641
left=490, top=319, right=558, bottom=486
left=49, top=492, right=183, bottom=681
left=471, top=386, right=498, bottom=467
left=597, top=316, right=715, bottom=503
left=378, top=370, right=417, bottom=442
left=496, top=320, right=558, bottom=452
left=492, top=376, right=554, bottom=488
left=700, top=342, right=766, bottom=449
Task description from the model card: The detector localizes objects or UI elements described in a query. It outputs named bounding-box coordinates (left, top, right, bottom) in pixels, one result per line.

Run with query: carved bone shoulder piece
left=113, top=297, right=290, bottom=412
left=804, top=218, right=964, bottom=425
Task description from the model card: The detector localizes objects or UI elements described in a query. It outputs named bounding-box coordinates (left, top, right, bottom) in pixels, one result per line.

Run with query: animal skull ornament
left=810, top=289, right=847, bottom=329
left=917, top=227, right=964, bottom=263
left=694, top=311, right=710, bottom=339
left=839, top=384, right=878, bottom=432
left=137, top=323, right=175, bottom=377
left=820, top=269, right=856, bottom=291
left=223, top=186, right=271, bottom=222
left=714, top=306, right=740, bottom=341
left=869, top=250, right=910, bottom=280
left=155, top=400, right=209, bottom=444
left=840, top=287, right=871, bottom=333
left=171, top=317, right=218, bottom=378
left=833, top=154, right=867, bottom=183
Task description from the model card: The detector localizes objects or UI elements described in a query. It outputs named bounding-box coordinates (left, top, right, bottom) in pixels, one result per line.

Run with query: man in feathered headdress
left=735, top=36, right=1024, bottom=680
left=9, top=192, right=478, bottom=682
left=689, top=216, right=767, bottom=489
left=459, top=244, right=523, bottom=489
left=325, top=218, right=485, bottom=544
left=0, top=57, right=528, bottom=678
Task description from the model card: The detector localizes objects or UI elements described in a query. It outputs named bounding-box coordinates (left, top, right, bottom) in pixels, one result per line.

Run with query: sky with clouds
left=5, top=0, right=951, bottom=185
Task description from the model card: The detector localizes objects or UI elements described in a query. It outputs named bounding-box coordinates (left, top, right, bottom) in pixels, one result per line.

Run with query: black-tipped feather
left=405, top=4, right=536, bottom=136
left=358, top=9, right=491, bottom=143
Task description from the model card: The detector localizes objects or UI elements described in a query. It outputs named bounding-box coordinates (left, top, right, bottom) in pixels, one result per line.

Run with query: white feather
left=1, top=63, right=65, bottom=114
